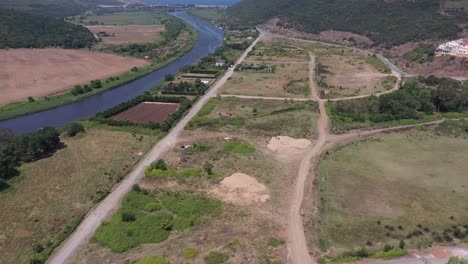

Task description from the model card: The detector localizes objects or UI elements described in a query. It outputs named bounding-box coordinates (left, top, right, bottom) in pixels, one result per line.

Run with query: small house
left=215, top=60, right=226, bottom=67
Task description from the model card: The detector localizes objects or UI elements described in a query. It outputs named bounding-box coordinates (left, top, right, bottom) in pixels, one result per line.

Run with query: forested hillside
left=228, top=0, right=462, bottom=46
left=0, top=9, right=96, bottom=49
left=0, top=0, right=120, bottom=17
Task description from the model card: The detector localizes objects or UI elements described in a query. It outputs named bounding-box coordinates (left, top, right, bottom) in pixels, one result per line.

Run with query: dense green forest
left=228, top=0, right=462, bottom=46
left=0, top=9, right=96, bottom=49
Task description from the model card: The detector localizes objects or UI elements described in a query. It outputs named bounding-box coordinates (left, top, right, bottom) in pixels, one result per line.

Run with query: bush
left=372, top=248, right=408, bottom=259
left=204, top=252, right=229, bottom=264
left=62, top=122, right=85, bottom=137
left=182, top=247, right=199, bottom=259
left=134, top=255, right=169, bottom=264
left=165, top=74, right=175, bottom=82
left=121, top=212, right=136, bottom=222
left=267, top=237, right=285, bottom=247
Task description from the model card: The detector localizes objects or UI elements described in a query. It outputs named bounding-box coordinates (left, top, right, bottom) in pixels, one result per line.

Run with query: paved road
left=46, top=34, right=263, bottom=264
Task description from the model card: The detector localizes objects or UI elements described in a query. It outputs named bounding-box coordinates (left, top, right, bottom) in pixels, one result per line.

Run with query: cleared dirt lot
left=87, top=25, right=164, bottom=45
left=0, top=49, right=149, bottom=106
left=111, top=102, right=180, bottom=123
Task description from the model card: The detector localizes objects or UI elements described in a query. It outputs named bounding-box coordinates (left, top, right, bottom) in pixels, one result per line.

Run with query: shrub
left=204, top=252, right=229, bottom=264
left=448, top=257, right=468, bottom=264
left=62, top=122, right=85, bottom=137
left=134, top=255, right=169, bottom=264
left=267, top=237, right=285, bottom=247
left=372, top=248, right=408, bottom=259
left=182, top=247, right=199, bottom=259
left=355, top=248, right=369, bottom=258
left=152, top=159, right=167, bottom=170
left=121, top=212, right=136, bottom=222
left=165, top=74, right=175, bottom=82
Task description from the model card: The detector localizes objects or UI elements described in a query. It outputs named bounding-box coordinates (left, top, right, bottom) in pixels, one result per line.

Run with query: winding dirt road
left=46, top=34, right=263, bottom=264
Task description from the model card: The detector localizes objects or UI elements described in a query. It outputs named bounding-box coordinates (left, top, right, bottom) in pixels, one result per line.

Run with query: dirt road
left=46, top=34, right=263, bottom=264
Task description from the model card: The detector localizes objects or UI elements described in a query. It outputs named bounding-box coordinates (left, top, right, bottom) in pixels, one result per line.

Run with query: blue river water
left=0, top=12, right=223, bottom=134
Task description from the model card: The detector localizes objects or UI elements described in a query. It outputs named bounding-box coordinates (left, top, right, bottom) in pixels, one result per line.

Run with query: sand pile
left=211, top=173, right=270, bottom=205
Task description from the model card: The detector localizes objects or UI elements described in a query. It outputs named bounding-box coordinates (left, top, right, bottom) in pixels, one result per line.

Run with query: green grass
left=315, top=129, right=468, bottom=255
left=134, top=255, right=169, bottom=264
left=221, top=139, right=256, bottom=154
left=267, top=237, right=285, bottom=247
left=372, top=248, right=408, bottom=260
left=189, top=8, right=225, bottom=22
left=188, top=97, right=319, bottom=139
left=366, top=55, right=391, bottom=73
left=182, top=247, right=199, bottom=260
left=94, top=190, right=221, bottom=252
left=145, top=165, right=222, bottom=179
left=160, top=192, right=222, bottom=231
left=204, top=251, right=229, bottom=264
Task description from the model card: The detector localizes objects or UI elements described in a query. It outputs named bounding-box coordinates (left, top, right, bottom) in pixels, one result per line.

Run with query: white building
left=436, top=38, right=468, bottom=57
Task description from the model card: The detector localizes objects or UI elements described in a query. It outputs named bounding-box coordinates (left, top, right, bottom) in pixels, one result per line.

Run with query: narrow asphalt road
left=46, top=34, right=263, bottom=264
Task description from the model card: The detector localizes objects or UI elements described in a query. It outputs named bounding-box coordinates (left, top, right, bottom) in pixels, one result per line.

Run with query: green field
left=188, top=97, right=319, bottom=139
left=0, top=129, right=150, bottom=264
left=93, top=190, right=222, bottom=252
left=189, top=8, right=225, bottom=22
left=314, top=128, right=468, bottom=255
left=81, top=11, right=165, bottom=25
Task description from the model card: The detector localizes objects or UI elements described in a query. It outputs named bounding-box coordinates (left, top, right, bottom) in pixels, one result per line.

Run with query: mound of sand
left=211, top=173, right=270, bottom=206
left=267, top=136, right=311, bottom=152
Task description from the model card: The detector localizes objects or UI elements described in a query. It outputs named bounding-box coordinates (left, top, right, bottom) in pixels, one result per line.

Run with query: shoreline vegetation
left=0, top=14, right=198, bottom=122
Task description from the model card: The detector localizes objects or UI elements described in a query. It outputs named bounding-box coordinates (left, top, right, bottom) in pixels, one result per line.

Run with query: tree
left=152, top=159, right=167, bottom=171
left=399, top=240, right=406, bottom=249
left=203, top=162, right=213, bottom=175
left=63, top=122, right=85, bottom=137
left=165, top=74, right=175, bottom=82
left=0, top=142, right=19, bottom=180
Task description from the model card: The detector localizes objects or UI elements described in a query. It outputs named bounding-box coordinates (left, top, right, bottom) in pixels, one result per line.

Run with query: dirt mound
left=211, top=173, right=270, bottom=205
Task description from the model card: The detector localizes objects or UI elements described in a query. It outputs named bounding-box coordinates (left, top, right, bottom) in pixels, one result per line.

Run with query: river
left=0, top=12, right=224, bottom=134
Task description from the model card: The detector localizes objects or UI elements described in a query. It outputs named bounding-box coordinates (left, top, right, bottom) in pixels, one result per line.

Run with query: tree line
left=330, top=76, right=468, bottom=123
left=0, top=8, right=96, bottom=49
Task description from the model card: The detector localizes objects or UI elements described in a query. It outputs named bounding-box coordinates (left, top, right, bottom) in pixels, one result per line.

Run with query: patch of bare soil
left=87, top=25, right=164, bottom=45
left=393, top=56, right=468, bottom=78
left=261, top=18, right=373, bottom=47
left=210, top=172, right=270, bottom=206
left=0, top=48, right=149, bottom=106
left=268, top=136, right=312, bottom=164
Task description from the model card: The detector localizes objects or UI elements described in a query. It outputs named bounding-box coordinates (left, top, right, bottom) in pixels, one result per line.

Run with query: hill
left=0, top=0, right=120, bottom=17
left=0, top=9, right=96, bottom=49
left=227, top=0, right=463, bottom=47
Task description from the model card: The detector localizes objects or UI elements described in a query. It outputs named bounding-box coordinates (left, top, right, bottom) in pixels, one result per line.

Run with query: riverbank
left=0, top=14, right=198, bottom=122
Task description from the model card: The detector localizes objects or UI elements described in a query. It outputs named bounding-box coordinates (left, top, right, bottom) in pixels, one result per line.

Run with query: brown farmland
left=87, top=25, right=164, bottom=45
left=111, top=102, right=180, bottom=123
left=0, top=49, right=149, bottom=106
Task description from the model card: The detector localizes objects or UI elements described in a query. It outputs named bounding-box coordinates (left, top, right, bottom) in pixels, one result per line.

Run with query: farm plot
left=222, top=62, right=310, bottom=97
left=248, top=38, right=309, bottom=63
left=87, top=25, right=164, bottom=45
left=315, top=50, right=394, bottom=98
left=112, top=102, right=180, bottom=124
left=81, top=11, right=164, bottom=25
left=313, top=128, right=468, bottom=256
left=0, top=48, right=148, bottom=106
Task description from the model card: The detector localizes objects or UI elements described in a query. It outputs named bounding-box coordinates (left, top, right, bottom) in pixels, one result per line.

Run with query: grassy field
left=315, top=48, right=392, bottom=98
left=0, top=129, right=151, bottom=264
left=248, top=38, right=309, bottom=62
left=188, top=97, right=319, bottom=139
left=313, top=128, right=468, bottom=256
left=87, top=25, right=164, bottom=45
left=222, top=62, right=310, bottom=97
left=81, top=11, right=165, bottom=25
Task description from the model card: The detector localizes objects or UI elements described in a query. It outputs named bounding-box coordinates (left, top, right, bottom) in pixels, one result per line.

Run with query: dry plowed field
left=87, top=25, right=164, bottom=45
left=111, top=102, right=180, bottom=123
left=0, top=49, right=149, bottom=106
